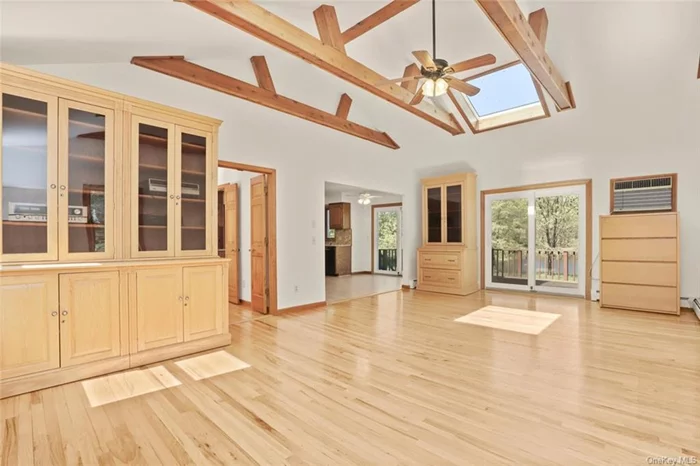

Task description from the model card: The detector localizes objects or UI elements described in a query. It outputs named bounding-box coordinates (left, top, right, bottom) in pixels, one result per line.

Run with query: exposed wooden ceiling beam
left=475, top=0, right=574, bottom=110
left=250, top=56, right=276, bottom=93
left=527, top=9, right=551, bottom=117
left=341, top=0, right=420, bottom=44
left=180, top=0, right=464, bottom=136
left=336, top=93, right=352, bottom=119
left=131, top=56, right=399, bottom=150
left=313, top=5, right=346, bottom=54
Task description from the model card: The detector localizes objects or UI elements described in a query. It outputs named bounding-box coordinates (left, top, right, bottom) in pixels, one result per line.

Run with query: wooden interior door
left=183, top=265, right=224, bottom=341
left=0, top=274, right=60, bottom=380
left=223, top=183, right=239, bottom=303
left=135, top=267, right=183, bottom=351
left=59, top=271, right=121, bottom=367
left=250, top=175, right=268, bottom=314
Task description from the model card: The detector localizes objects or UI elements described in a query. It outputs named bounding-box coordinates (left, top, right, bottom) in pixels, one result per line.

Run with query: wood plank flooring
left=2, top=290, right=700, bottom=465
left=325, top=274, right=402, bottom=303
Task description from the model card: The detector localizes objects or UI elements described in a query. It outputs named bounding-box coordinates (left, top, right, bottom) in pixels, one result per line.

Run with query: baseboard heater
left=692, top=298, right=700, bottom=321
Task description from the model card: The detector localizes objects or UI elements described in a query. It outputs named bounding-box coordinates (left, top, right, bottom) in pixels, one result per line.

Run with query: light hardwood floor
left=2, top=290, right=700, bottom=465
left=326, top=273, right=402, bottom=303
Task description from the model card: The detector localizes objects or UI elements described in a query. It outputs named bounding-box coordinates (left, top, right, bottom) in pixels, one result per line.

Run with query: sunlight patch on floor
left=175, top=350, right=250, bottom=381
left=455, top=305, right=560, bottom=335
left=82, top=366, right=181, bottom=408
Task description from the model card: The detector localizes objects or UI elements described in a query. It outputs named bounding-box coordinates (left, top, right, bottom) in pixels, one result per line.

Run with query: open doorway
left=218, top=161, right=278, bottom=321
left=324, top=182, right=403, bottom=304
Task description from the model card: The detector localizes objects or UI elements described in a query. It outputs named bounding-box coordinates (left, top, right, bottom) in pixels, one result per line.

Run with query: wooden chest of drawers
left=599, top=212, right=680, bottom=315
left=417, top=247, right=478, bottom=295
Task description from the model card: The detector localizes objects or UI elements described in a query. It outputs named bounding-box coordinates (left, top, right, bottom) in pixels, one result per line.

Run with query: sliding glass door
left=485, top=185, right=586, bottom=296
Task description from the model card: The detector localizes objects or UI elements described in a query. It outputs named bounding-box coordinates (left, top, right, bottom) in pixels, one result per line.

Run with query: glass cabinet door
left=58, top=100, right=114, bottom=259
left=426, top=185, right=443, bottom=243
left=131, top=116, right=175, bottom=257
left=176, top=127, right=210, bottom=256
left=1, top=88, right=58, bottom=261
left=445, top=183, right=463, bottom=243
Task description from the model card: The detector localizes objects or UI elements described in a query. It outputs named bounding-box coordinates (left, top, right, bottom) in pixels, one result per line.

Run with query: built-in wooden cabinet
left=328, top=202, right=351, bottom=229
left=0, top=63, right=229, bottom=399
left=134, top=267, right=184, bottom=351
left=418, top=173, right=478, bottom=296
left=58, top=271, right=121, bottom=367
left=0, top=274, right=60, bottom=379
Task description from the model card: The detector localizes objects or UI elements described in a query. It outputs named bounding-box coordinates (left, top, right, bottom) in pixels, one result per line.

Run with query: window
left=450, top=61, right=550, bottom=133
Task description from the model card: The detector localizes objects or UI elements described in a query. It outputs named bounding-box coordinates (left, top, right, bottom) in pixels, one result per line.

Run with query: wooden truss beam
left=180, top=0, right=464, bottom=135
left=313, top=5, right=346, bottom=54
left=250, top=56, right=276, bottom=93
left=131, top=56, right=399, bottom=150
left=341, top=0, right=420, bottom=44
left=335, top=93, right=352, bottom=119
left=475, top=0, right=574, bottom=110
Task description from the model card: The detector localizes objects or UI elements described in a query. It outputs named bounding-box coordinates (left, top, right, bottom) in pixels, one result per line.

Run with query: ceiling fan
left=355, top=192, right=382, bottom=205
left=376, top=0, right=496, bottom=105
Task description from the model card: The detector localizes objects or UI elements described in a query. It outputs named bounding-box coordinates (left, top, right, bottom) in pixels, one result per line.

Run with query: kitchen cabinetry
left=328, top=202, right=351, bottom=229
left=0, top=63, right=229, bottom=398
left=418, top=173, right=478, bottom=295
left=325, top=246, right=351, bottom=276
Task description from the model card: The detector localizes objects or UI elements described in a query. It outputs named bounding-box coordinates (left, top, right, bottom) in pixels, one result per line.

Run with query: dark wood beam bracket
left=131, top=56, right=399, bottom=150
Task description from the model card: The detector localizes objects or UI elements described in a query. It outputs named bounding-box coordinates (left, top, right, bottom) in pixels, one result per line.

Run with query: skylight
left=466, top=63, right=541, bottom=117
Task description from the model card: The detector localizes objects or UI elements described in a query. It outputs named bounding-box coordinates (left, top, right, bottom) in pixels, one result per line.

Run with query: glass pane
left=377, top=210, right=398, bottom=272
left=180, top=132, right=207, bottom=251
left=535, top=194, right=579, bottom=289
left=66, top=108, right=107, bottom=253
left=490, top=198, right=528, bottom=286
left=137, top=123, right=169, bottom=252
left=2, top=94, right=50, bottom=255
left=446, top=184, right=462, bottom=243
left=426, top=187, right=442, bottom=243
left=466, top=63, right=540, bottom=117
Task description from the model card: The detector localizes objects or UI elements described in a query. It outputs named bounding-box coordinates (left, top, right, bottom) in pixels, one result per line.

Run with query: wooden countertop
left=0, top=256, right=229, bottom=275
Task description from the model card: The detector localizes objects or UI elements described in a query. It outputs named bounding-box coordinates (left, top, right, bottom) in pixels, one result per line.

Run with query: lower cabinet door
left=59, top=271, right=121, bottom=367
left=183, top=265, right=224, bottom=341
left=135, top=267, right=184, bottom=351
left=0, top=274, right=60, bottom=380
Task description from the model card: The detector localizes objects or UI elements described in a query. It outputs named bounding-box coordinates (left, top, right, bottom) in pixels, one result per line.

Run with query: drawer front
left=420, top=251, right=461, bottom=269
left=601, top=283, right=678, bottom=314
left=601, top=262, right=677, bottom=287
left=601, top=214, right=677, bottom=239
left=601, top=238, right=676, bottom=262
left=420, top=268, right=462, bottom=289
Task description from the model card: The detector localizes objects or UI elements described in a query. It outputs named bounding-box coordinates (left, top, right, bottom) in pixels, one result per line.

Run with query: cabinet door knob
left=178, top=296, right=183, bottom=301
left=184, top=296, right=189, bottom=301
left=170, top=195, right=175, bottom=199
left=50, top=184, right=57, bottom=189
left=176, top=195, right=181, bottom=200
left=60, top=185, right=66, bottom=191
left=61, top=310, right=68, bottom=316
left=51, top=311, right=58, bottom=317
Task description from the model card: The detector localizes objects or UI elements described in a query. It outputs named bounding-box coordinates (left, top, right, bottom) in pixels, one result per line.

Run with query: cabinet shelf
left=138, top=194, right=205, bottom=203
left=138, top=163, right=205, bottom=176
left=139, top=225, right=205, bottom=230
left=81, top=131, right=205, bottom=153
left=69, top=154, right=105, bottom=164
left=3, top=221, right=104, bottom=229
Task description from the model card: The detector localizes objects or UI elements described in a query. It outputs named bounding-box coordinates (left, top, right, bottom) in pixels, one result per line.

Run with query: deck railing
left=378, top=249, right=397, bottom=272
left=492, top=248, right=578, bottom=283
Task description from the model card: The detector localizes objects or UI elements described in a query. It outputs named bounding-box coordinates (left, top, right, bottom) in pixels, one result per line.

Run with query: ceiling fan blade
left=412, top=50, right=436, bottom=70
left=445, top=77, right=480, bottom=96
left=409, top=87, right=425, bottom=105
left=447, top=54, right=497, bottom=74
left=375, top=75, right=422, bottom=87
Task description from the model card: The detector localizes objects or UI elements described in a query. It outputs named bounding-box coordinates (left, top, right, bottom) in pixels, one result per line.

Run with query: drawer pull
left=447, top=259, right=456, bottom=263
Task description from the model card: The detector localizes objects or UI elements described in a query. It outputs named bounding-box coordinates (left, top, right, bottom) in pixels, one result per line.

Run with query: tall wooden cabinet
left=0, top=63, right=229, bottom=398
left=417, top=173, right=478, bottom=296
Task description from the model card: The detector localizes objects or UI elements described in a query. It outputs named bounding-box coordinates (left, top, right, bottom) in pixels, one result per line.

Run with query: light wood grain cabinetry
left=417, top=173, right=478, bottom=296
left=0, top=63, right=229, bottom=398
left=0, top=274, right=60, bottom=379
left=600, top=212, right=680, bottom=315
left=59, top=271, right=121, bottom=367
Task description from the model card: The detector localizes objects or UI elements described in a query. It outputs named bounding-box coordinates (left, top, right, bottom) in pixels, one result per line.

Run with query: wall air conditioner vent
left=611, top=174, right=676, bottom=214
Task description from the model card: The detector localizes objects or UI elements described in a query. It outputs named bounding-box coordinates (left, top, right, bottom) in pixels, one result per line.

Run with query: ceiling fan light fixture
left=358, top=197, right=371, bottom=205
left=422, top=77, right=448, bottom=97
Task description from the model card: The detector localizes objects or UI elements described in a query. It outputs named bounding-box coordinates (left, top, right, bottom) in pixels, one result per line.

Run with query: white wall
left=218, top=168, right=256, bottom=302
